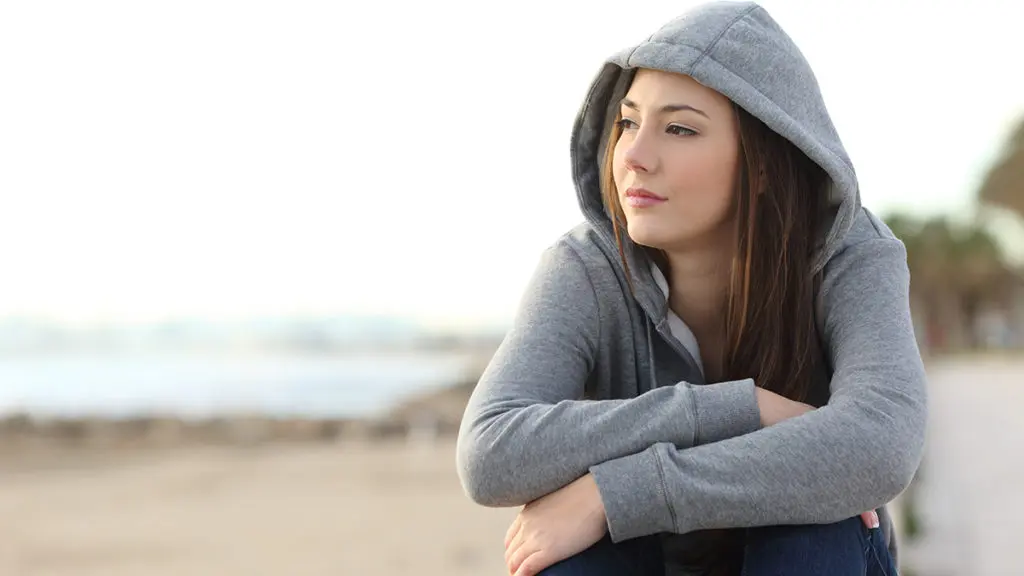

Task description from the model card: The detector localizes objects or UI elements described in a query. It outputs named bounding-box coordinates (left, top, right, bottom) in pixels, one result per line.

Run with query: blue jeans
left=537, top=517, right=899, bottom=576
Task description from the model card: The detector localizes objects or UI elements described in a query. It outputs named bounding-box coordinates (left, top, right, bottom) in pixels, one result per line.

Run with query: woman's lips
left=624, top=187, right=667, bottom=207
left=625, top=196, right=666, bottom=207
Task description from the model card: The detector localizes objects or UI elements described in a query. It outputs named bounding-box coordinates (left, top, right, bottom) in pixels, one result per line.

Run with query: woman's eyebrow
left=620, top=97, right=709, bottom=119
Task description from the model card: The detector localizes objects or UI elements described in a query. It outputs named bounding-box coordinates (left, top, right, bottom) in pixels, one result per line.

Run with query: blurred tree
left=977, top=116, right=1024, bottom=219
left=885, top=213, right=1019, bottom=352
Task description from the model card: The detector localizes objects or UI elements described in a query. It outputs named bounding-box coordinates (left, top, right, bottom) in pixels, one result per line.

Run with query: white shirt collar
left=650, top=263, right=705, bottom=377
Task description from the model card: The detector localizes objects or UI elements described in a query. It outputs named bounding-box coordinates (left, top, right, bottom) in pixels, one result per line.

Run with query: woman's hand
left=755, top=388, right=882, bottom=531
left=504, top=473, right=608, bottom=576
left=755, top=387, right=814, bottom=426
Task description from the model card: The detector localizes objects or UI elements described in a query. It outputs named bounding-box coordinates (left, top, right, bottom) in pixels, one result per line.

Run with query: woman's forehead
left=625, top=68, right=728, bottom=106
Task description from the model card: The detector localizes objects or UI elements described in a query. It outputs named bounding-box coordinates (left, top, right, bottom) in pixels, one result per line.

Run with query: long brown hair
left=600, top=100, right=830, bottom=574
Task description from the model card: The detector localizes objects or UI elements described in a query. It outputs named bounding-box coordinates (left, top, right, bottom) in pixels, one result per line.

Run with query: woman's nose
left=622, top=138, right=654, bottom=173
left=624, top=153, right=649, bottom=173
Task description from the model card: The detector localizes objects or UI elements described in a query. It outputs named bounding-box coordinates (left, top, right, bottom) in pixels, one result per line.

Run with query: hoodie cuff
left=691, top=378, right=762, bottom=445
left=589, top=445, right=676, bottom=542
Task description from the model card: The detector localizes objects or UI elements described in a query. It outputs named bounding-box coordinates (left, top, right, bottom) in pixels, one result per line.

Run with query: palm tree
left=885, top=214, right=1016, bottom=352
left=977, top=116, right=1024, bottom=220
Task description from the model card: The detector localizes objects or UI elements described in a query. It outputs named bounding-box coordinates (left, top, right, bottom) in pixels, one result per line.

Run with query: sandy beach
left=1, top=439, right=516, bottom=576
left=3, top=357, right=1022, bottom=576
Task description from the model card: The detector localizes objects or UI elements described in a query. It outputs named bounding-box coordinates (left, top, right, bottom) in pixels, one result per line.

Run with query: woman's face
left=612, top=68, right=740, bottom=252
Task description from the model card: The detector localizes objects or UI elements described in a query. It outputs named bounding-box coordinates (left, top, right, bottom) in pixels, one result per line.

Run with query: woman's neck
left=663, top=244, right=732, bottom=342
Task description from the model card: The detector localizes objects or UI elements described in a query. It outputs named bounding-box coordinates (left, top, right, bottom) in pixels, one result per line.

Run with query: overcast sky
left=1, top=0, right=1021, bottom=329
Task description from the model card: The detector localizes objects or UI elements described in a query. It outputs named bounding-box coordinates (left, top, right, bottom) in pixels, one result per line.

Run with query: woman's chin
left=626, top=225, right=674, bottom=250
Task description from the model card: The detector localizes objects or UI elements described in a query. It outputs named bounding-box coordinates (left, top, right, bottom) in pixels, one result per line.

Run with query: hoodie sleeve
left=589, top=235, right=928, bottom=542
left=456, top=239, right=763, bottom=507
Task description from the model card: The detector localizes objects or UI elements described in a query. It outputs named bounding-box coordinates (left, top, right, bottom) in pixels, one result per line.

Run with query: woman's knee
left=742, top=517, right=895, bottom=576
left=536, top=534, right=664, bottom=576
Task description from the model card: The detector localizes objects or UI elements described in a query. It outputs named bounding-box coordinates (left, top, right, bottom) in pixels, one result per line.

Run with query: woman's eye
left=617, top=118, right=638, bottom=131
left=667, top=124, right=697, bottom=136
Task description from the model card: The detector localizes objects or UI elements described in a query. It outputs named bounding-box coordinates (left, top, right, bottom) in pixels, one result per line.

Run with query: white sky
left=1, top=0, right=1022, bottom=329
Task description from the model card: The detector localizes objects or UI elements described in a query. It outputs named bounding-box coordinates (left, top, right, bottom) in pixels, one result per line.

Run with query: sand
left=0, top=439, right=516, bottom=576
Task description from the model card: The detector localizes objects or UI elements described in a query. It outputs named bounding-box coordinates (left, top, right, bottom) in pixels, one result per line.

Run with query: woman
left=456, top=2, right=927, bottom=575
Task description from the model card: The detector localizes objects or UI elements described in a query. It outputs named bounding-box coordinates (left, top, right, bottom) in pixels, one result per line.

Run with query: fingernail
left=871, top=511, right=880, bottom=529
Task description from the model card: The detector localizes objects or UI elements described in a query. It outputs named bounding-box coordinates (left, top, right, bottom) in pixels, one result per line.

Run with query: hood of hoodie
left=570, top=1, right=861, bottom=319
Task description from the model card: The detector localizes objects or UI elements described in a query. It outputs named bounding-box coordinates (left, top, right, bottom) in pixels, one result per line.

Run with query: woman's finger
left=507, top=538, right=535, bottom=576
left=514, top=550, right=549, bottom=576
left=505, top=514, right=522, bottom=549
left=504, top=523, right=527, bottom=567
left=859, top=510, right=879, bottom=529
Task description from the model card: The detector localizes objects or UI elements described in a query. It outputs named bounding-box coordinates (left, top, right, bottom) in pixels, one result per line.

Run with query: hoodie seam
left=689, top=386, right=702, bottom=446
left=818, top=236, right=905, bottom=321
left=689, top=4, right=759, bottom=74
left=564, top=241, right=604, bottom=355
left=625, top=32, right=657, bottom=66
left=652, top=448, right=678, bottom=532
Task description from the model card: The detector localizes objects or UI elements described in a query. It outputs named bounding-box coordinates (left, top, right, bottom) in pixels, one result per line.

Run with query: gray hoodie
left=456, top=0, right=928, bottom=570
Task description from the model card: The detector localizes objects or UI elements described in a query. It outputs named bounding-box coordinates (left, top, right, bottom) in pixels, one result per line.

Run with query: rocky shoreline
left=0, top=377, right=479, bottom=452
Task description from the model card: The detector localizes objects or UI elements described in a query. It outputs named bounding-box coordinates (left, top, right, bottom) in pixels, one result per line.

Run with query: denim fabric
left=538, top=517, right=898, bottom=576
